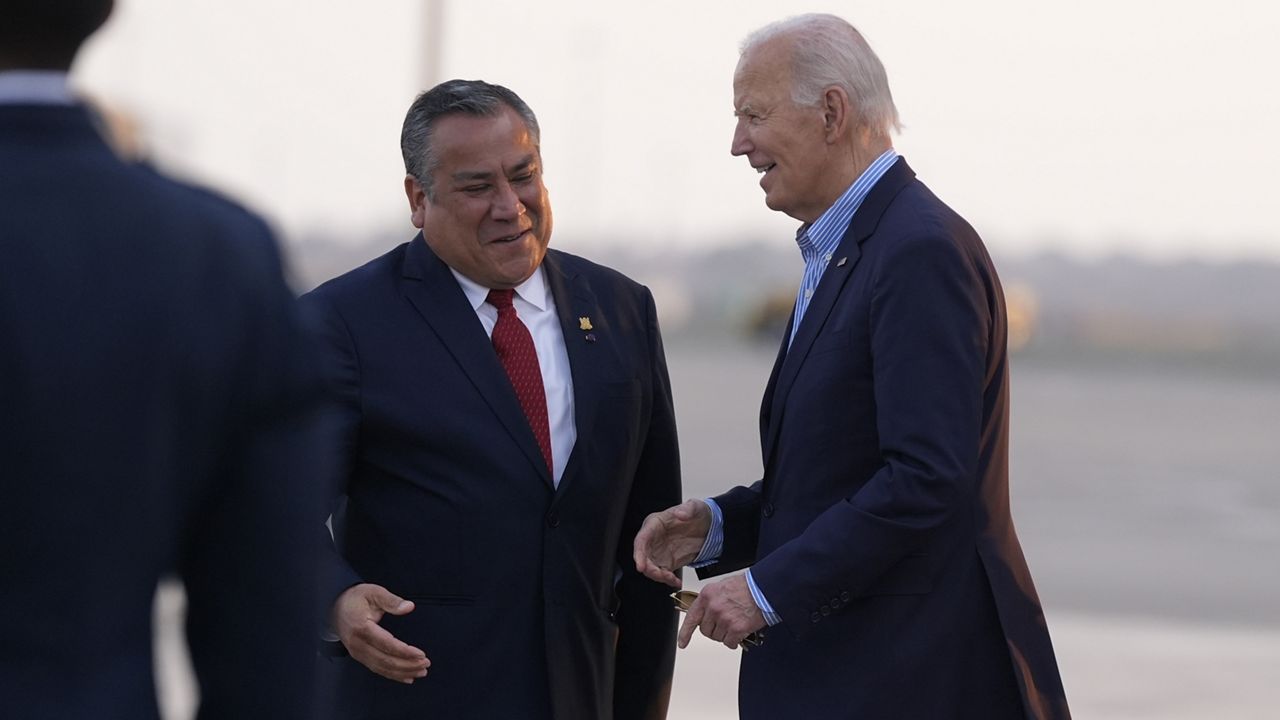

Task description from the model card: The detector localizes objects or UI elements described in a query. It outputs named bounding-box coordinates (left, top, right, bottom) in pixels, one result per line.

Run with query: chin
left=498, top=257, right=542, bottom=285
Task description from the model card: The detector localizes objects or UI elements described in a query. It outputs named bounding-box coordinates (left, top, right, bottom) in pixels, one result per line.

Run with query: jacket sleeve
left=178, top=224, right=334, bottom=717
left=297, top=288, right=367, bottom=608
left=693, top=481, right=763, bottom=579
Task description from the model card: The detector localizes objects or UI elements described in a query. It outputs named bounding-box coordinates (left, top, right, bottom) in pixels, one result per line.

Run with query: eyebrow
left=451, top=155, right=538, bottom=183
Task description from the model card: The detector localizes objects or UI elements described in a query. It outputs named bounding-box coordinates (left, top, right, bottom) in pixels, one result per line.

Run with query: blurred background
left=71, top=0, right=1279, bottom=717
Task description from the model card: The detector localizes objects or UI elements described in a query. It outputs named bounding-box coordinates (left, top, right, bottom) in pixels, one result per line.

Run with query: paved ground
left=154, top=585, right=1280, bottom=719
left=152, top=348, right=1280, bottom=718
left=665, top=609, right=1280, bottom=719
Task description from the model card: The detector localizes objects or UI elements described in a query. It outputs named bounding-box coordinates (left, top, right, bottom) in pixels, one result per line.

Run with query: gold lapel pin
left=579, top=316, right=593, bottom=331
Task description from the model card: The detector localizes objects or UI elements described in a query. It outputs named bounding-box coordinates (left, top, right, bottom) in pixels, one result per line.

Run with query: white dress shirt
left=450, top=265, right=577, bottom=486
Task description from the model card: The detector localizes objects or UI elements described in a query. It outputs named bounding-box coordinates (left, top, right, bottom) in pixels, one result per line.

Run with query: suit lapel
left=761, top=159, right=917, bottom=470
left=541, top=251, right=606, bottom=499
left=399, top=236, right=555, bottom=489
left=758, top=312, right=793, bottom=466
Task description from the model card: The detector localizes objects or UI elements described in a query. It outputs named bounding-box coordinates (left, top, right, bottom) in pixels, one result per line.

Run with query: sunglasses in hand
left=669, top=590, right=764, bottom=650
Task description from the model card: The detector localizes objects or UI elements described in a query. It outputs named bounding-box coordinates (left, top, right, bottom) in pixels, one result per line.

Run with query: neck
left=797, top=135, right=892, bottom=223
left=848, top=132, right=892, bottom=182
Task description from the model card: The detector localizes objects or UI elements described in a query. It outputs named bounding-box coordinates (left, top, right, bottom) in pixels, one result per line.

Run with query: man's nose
left=730, top=121, right=751, bottom=156
left=491, top=181, right=525, bottom=221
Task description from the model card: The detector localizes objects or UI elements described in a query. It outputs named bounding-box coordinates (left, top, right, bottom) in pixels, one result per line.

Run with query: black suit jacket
left=699, top=159, right=1070, bottom=719
left=302, top=238, right=680, bottom=720
left=0, top=104, right=328, bottom=719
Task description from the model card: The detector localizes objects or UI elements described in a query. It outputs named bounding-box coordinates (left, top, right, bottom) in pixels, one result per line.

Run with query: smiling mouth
left=492, top=230, right=529, bottom=244
left=754, top=163, right=776, bottom=174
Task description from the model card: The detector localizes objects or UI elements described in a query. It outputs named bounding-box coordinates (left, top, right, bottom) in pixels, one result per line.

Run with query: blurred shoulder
left=83, top=162, right=286, bottom=292
left=137, top=165, right=275, bottom=246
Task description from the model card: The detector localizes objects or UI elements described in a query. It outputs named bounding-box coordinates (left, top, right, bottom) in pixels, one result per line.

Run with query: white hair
left=741, top=13, right=902, bottom=137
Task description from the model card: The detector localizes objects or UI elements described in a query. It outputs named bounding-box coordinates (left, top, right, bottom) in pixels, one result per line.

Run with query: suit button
left=762, top=503, right=775, bottom=518
left=810, top=612, right=820, bottom=623
left=840, top=591, right=851, bottom=602
left=546, top=513, right=560, bottom=528
left=830, top=598, right=841, bottom=609
left=820, top=605, right=831, bottom=616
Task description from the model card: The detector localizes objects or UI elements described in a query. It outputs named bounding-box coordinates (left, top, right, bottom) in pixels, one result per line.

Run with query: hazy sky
left=76, top=0, right=1280, bottom=262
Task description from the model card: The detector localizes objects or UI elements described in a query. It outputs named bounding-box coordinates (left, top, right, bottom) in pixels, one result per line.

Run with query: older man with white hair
left=635, top=13, right=1071, bottom=719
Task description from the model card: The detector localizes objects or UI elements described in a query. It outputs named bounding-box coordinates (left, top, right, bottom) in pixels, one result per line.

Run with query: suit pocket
left=862, top=553, right=932, bottom=596
left=599, top=593, right=621, bottom=625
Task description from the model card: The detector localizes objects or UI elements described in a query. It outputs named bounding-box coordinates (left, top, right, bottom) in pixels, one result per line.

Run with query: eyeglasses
left=669, top=590, right=764, bottom=650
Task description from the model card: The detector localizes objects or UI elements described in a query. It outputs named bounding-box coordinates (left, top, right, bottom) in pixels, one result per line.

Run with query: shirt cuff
left=746, top=569, right=782, bottom=626
left=690, top=498, right=724, bottom=567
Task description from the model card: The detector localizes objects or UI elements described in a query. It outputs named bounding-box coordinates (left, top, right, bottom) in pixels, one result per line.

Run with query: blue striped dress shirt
left=789, top=148, right=900, bottom=345
left=693, top=148, right=901, bottom=627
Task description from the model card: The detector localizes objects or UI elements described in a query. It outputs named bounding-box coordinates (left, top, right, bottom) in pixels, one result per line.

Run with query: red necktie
left=486, top=289, right=553, bottom=476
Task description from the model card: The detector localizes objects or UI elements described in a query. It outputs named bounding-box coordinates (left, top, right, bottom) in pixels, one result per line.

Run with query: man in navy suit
left=303, top=80, right=680, bottom=719
left=634, top=14, right=1071, bottom=719
left=0, top=1, right=329, bottom=718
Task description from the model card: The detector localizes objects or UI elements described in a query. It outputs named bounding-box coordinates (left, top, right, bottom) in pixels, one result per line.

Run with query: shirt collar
left=0, top=70, right=75, bottom=105
left=450, top=264, right=551, bottom=313
left=797, top=148, right=900, bottom=260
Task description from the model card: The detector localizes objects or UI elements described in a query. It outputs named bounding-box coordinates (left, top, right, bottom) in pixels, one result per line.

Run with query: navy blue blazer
left=0, top=105, right=328, bottom=719
left=301, top=238, right=680, bottom=720
left=699, top=159, right=1070, bottom=719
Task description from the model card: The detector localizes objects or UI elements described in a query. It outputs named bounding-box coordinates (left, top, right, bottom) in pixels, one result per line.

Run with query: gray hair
left=400, top=79, right=541, bottom=199
left=742, top=14, right=901, bottom=137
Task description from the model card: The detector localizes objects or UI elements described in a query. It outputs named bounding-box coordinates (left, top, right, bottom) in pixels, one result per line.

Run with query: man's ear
left=821, top=86, right=851, bottom=144
left=404, top=174, right=428, bottom=229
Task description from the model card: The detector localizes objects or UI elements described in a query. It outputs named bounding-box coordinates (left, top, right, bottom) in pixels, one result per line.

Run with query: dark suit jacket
left=0, top=104, right=328, bottom=719
left=301, top=238, right=680, bottom=720
left=699, top=159, right=1070, bottom=719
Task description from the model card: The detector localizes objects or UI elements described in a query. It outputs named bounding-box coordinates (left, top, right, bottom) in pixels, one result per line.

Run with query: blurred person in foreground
left=302, top=79, right=679, bottom=720
left=634, top=13, right=1070, bottom=719
left=0, top=1, right=329, bottom=718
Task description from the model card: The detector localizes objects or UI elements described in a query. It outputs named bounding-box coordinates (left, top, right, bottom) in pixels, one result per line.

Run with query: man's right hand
left=333, top=583, right=430, bottom=684
left=633, top=498, right=713, bottom=587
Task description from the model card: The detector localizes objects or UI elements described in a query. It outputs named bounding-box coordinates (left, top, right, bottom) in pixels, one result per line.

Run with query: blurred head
left=730, top=14, right=900, bottom=221
left=401, top=80, right=551, bottom=289
left=0, top=0, right=115, bottom=70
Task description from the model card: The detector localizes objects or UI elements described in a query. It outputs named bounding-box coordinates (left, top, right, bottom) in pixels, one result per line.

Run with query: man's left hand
left=677, top=575, right=767, bottom=650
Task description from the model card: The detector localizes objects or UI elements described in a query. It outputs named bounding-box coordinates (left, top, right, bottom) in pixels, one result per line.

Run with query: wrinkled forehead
left=737, top=33, right=795, bottom=76
left=431, top=109, right=540, bottom=169
left=734, top=42, right=794, bottom=107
